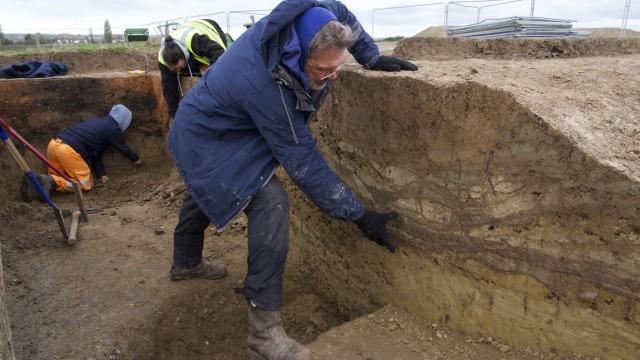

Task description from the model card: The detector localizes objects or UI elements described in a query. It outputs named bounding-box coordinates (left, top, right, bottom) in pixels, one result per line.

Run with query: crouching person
left=21, top=104, right=142, bottom=201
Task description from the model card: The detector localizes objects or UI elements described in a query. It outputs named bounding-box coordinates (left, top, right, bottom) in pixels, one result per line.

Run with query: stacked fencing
left=372, top=0, right=633, bottom=39
left=446, top=17, right=592, bottom=38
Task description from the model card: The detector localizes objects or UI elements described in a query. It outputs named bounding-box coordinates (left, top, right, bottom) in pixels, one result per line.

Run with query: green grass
left=0, top=42, right=156, bottom=56
left=378, top=36, right=405, bottom=42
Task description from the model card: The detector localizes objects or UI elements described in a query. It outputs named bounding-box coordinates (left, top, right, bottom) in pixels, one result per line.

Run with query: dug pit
left=0, top=68, right=346, bottom=359
left=0, top=40, right=639, bottom=359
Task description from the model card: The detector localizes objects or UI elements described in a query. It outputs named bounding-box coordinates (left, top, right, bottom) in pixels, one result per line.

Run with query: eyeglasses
left=319, top=63, right=344, bottom=81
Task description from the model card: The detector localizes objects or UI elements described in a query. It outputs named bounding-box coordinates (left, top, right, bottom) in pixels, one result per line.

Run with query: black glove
left=367, top=55, right=418, bottom=72
left=355, top=210, right=398, bottom=253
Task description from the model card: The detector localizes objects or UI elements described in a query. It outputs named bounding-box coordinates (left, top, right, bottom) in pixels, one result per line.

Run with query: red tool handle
left=0, top=116, right=72, bottom=182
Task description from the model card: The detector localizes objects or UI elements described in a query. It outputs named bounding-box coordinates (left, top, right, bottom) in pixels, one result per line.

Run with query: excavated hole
left=0, top=73, right=355, bottom=359
left=0, top=66, right=637, bottom=359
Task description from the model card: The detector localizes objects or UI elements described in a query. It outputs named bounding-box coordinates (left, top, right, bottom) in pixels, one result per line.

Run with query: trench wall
left=289, top=71, right=640, bottom=359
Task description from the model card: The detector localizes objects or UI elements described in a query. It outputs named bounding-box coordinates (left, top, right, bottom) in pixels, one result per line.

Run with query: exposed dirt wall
left=394, top=37, right=640, bottom=60
left=0, top=49, right=156, bottom=74
left=288, top=71, right=640, bottom=358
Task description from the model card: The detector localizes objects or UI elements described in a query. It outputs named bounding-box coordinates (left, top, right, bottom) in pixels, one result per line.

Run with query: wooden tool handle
left=67, top=210, right=81, bottom=245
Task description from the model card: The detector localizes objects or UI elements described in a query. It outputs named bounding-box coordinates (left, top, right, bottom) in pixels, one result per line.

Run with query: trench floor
left=0, top=147, right=342, bottom=359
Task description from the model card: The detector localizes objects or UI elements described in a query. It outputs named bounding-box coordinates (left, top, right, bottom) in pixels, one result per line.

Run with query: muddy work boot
left=169, top=260, right=227, bottom=281
left=20, top=174, right=53, bottom=202
left=247, top=306, right=311, bottom=360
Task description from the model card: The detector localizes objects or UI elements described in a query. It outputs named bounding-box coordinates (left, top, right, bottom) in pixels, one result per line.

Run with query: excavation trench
left=0, top=72, right=351, bottom=359
left=0, top=51, right=639, bottom=359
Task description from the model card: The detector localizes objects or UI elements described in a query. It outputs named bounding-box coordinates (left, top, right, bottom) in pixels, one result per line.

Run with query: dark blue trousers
left=173, top=176, right=289, bottom=310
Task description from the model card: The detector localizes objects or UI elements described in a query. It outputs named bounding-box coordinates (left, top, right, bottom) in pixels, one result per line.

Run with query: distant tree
left=104, top=19, right=113, bottom=43
left=24, top=33, right=36, bottom=45
left=36, top=33, right=54, bottom=45
left=0, top=23, right=14, bottom=45
left=89, top=28, right=94, bottom=43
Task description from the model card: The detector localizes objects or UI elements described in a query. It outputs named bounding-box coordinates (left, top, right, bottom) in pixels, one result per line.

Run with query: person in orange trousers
left=20, top=104, right=142, bottom=201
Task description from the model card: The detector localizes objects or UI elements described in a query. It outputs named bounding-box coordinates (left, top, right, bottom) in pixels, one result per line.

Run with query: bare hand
left=134, top=158, right=143, bottom=166
left=100, top=175, right=109, bottom=184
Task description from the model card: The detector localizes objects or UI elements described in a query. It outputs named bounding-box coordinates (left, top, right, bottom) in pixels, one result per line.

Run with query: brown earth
left=310, top=305, right=564, bottom=360
left=304, top=52, right=640, bottom=359
left=414, top=26, right=455, bottom=38
left=0, top=150, right=342, bottom=359
left=394, top=37, right=640, bottom=60
left=0, top=42, right=637, bottom=359
left=0, top=49, right=156, bottom=74
left=0, top=151, right=587, bottom=360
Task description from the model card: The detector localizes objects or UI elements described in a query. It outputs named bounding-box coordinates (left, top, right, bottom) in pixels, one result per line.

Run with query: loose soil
left=310, top=305, right=571, bottom=360
left=0, top=136, right=345, bottom=359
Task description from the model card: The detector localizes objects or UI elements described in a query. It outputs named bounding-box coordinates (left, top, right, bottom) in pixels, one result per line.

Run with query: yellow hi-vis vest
left=158, top=20, right=227, bottom=67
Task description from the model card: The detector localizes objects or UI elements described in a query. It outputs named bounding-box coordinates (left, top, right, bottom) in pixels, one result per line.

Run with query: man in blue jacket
left=168, top=1, right=417, bottom=358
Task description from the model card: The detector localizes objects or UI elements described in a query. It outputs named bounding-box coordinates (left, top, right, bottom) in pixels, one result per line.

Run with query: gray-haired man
left=168, top=1, right=417, bottom=358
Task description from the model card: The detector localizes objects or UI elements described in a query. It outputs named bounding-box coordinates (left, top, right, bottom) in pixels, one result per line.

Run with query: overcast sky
left=1, top=0, right=638, bottom=38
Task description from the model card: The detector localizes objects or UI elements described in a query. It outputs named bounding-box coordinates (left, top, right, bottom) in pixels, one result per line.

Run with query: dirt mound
left=394, top=37, right=640, bottom=60
left=577, top=27, right=640, bottom=38
left=0, top=49, right=156, bottom=74
left=414, top=26, right=640, bottom=39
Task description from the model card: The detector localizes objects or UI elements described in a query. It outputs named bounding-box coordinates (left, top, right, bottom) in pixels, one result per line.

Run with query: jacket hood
left=260, top=0, right=337, bottom=90
left=109, top=104, right=132, bottom=132
left=160, top=36, right=191, bottom=64
left=279, top=25, right=309, bottom=88
left=259, top=0, right=316, bottom=73
left=260, top=0, right=316, bottom=46
left=294, top=7, right=337, bottom=66
left=160, top=36, right=194, bottom=76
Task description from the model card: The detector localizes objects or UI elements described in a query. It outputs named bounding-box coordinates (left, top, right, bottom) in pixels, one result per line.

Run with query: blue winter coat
left=0, top=60, right=68, bottom=79
left=57, top=116, right=139, bottom=178
left=168, top=0, right=380, bottom=229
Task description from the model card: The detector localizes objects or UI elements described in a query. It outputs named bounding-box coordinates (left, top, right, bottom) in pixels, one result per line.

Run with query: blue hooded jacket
left=168, top=0, right=380, bottom=229
left=0, top=60, right=68, bottom=79
left=57, top=115, right=139, bottom=179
